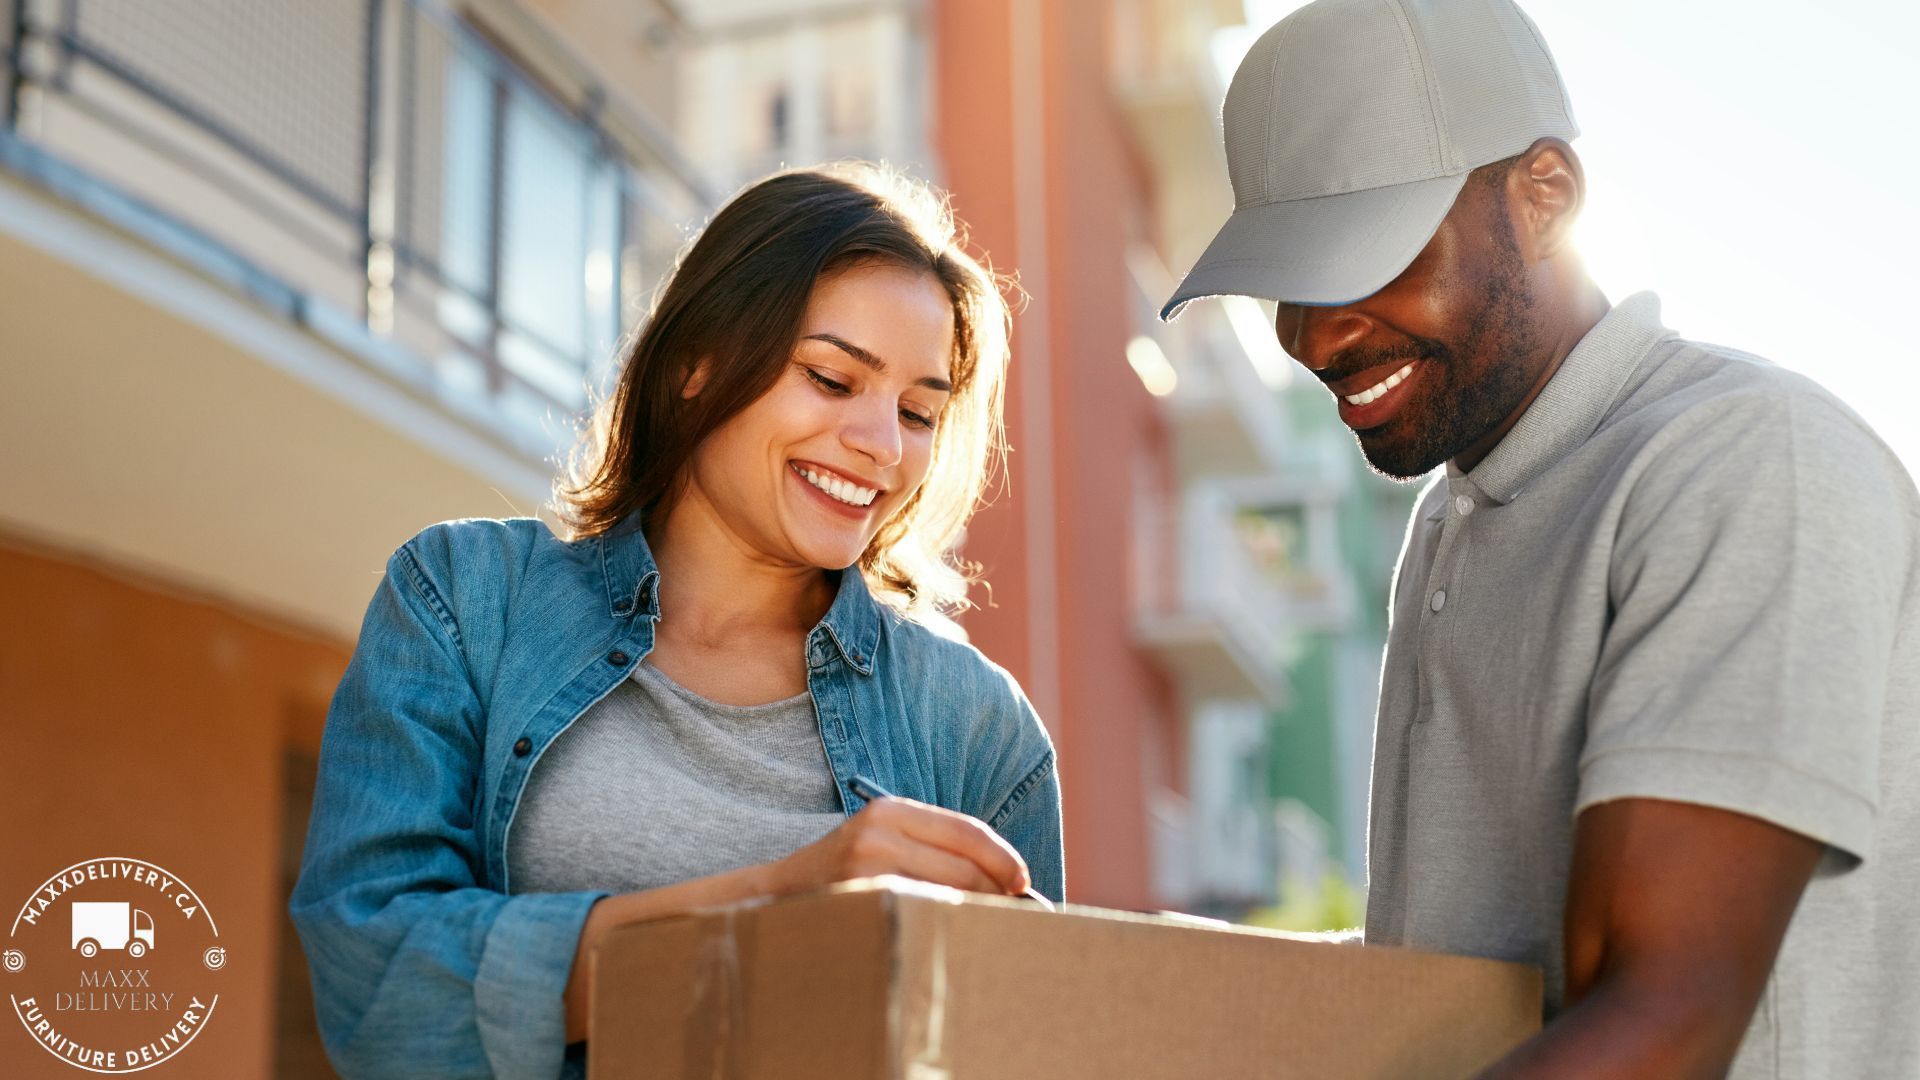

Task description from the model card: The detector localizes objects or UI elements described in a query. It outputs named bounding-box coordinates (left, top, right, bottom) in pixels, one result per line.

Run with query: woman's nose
left=840, top=396, right=902, bottom=468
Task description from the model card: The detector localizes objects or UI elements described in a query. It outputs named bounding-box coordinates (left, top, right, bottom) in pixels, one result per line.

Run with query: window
left=437, top=42, right=627, bottom=410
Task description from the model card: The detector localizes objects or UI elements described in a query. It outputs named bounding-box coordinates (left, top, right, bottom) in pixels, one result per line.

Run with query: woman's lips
left=1334, top=360, right=1424, bottom=431
left=789, top=463, right=873, bottom=520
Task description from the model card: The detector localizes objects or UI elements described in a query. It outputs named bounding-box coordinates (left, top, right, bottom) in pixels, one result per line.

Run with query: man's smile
left=1333, top=359, right=1426, bottom=431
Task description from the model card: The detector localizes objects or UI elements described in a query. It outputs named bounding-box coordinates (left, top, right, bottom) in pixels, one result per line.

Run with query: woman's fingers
left=867, top=829, right=1001, bottom=894
left=858, top=797, right=1031, bottom=895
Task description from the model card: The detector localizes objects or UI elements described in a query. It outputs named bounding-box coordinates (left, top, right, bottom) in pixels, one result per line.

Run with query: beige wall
left=0, top=174, right=554, bottom=645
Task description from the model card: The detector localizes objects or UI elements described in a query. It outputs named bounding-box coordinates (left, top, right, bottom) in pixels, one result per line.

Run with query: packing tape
left=685, top=908, right=747, bottom=1080
left=898, top=898, right=953, bottom=1080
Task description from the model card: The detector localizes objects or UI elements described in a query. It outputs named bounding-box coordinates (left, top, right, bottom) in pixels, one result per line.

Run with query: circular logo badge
left=6, top=859, right=225, bottom=1073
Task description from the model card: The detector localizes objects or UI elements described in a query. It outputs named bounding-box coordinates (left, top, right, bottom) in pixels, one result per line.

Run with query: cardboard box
left=588, top=877, right=1540, bottom=1079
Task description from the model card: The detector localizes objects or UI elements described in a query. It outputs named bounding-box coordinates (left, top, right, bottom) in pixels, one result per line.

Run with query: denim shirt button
left=511, top=737, right=532, bottom=757
left=607, top=650, right=630, bottom=666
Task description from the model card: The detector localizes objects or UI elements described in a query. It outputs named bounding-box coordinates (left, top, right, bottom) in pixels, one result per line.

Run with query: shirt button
left=1430, top=589, right=1447, bottom=612
left=607, top=650, right=629, bottom=666
left=512, top=737, right=532, bottom=757
left=1454, top=495, right=1475, bottom=516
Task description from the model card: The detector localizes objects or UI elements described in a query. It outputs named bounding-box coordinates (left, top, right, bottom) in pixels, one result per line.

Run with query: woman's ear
left=679, top=358, right=711, bottom=400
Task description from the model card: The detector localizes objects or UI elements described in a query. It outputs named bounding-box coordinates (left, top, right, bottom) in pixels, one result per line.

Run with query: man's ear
left=679, top=358, right=711, bottom=400
left=1513, top=137, right=1585, bottom=262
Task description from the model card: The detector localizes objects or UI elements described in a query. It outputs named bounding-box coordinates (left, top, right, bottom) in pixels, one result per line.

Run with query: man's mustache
left=1318, top=338, right=1450, bottom=386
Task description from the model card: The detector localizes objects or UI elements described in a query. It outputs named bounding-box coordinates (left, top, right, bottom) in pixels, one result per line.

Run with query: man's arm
left=1479, top=797, right=1822, bottom=1079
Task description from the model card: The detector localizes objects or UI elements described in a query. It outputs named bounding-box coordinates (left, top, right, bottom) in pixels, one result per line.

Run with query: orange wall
left=0, top=534, right=348, bottom=1078
left=934, top=0, right=1181, bottom=911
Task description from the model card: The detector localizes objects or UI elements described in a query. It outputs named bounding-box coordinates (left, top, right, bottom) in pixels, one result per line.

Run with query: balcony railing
left=1, top=0, right=715, bottom=453
left=1133, top=480, right=1294, bottom=703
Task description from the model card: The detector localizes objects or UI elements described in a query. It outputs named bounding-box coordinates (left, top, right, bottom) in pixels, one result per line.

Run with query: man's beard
left=1352, top=209, right=1542, bottom=481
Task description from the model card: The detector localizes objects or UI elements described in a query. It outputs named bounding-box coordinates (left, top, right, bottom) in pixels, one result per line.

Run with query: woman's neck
left=646, top=491, right=837, bottom=649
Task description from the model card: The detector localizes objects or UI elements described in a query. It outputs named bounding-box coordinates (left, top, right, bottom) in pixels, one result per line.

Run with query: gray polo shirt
left=1364, top=293, right=1920, bottom=1078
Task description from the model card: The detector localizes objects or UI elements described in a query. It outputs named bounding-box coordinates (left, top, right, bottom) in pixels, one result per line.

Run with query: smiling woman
left=287, top=165, right=1063, bottom=1080
left=560, top=164, right=1010, bottom=618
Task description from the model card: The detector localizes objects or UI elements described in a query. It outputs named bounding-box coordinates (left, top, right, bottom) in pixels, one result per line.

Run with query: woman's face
left=681, top=262, right=957, bottom=571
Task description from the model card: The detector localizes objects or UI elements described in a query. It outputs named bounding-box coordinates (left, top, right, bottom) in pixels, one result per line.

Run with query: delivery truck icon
left=71, top=901, right=156, bottom=959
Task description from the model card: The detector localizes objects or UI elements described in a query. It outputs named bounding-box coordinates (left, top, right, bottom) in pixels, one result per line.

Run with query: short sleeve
left=1576, top=385, right=1918, bottom=868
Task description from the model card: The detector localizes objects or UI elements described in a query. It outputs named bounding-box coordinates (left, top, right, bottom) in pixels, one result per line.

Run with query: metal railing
left=2, top=0, right=715, bottom=444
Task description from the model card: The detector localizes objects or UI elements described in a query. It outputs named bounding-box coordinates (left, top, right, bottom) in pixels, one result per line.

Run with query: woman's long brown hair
left=556, top=163, right=1012, bottom=618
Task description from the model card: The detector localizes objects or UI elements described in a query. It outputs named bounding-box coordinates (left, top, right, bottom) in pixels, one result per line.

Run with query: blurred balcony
left=1131, top=469, right=1360, bottom=707
left=3, top=0, right=712, bottom=447
left=0, top=0, right=713, bottom=638
left=1126, top=244, right=1291, bottom=481
left=1133, top=481, right=1291, bottom=704
left=1188, top=699, right=1280, bottom=910
left=1107, top=0, right=1243, bottom=276
left=1221, top=472, right=1360, bottom=636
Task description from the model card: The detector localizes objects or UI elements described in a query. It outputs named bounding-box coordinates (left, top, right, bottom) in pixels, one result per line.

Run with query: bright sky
left=1219, top=0, right=1920, bottom=479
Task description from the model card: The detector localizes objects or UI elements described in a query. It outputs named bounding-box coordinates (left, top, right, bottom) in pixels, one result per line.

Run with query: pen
left=847, top=774, right=1054, bottom=909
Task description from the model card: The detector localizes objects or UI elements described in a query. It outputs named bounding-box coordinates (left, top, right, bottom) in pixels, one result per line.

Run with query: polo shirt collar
left=1448, top=292, right=1674, bottom=505
left=598, top=512, right=883, bottom=675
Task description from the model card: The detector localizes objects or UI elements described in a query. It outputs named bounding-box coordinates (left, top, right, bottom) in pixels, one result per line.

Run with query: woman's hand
left=566, top=795, right=1032, bottom=1042
left=772, top=795, right=1032, bottom=898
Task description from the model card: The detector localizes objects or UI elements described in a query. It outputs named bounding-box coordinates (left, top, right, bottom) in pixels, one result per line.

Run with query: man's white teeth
left=800, top=467, right=878, bottom=507
left=1344, top=363, right=1415, bottom=406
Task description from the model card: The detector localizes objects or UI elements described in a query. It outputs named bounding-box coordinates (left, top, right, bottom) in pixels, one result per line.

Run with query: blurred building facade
left=671, top=0, right=932, bottom=191
left=657, top=0, right=1418, bottom=918
left=931, top=0, right=1295, bottom=914
left=1, top=0, right=1409, bottom=1074
left=1, top=0, right=709, bottom=1075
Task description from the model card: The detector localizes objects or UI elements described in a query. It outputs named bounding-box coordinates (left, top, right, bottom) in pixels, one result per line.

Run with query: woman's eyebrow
left=804, top=333, right=953, bottom=393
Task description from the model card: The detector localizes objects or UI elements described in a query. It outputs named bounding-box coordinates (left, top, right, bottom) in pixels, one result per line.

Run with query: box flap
left=591, top=880, right=1540, bottom=1079
left=889, top=894, right=1540, bottom=1078
left=591, top=886, right=900, bottom=1080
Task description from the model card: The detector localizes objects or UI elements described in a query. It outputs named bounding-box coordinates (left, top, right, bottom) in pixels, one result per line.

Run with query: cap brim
left=1160, top=171, right=1471, bottom=319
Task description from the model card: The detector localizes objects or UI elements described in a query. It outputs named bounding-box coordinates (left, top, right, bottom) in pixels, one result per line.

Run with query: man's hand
left=1480, top=797, right=1823, bottom=1079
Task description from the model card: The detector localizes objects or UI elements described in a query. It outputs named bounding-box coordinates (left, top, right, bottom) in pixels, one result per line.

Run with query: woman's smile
left=789, top=461, right=881, bottom=516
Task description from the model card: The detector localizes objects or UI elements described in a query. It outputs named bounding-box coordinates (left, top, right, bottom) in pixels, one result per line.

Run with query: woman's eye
left=803, top=368, right=851, bottom=395
left=805, top=365, right=934, bottom=428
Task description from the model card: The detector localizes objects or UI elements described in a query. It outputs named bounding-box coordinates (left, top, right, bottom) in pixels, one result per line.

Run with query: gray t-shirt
left=1365, top=293, right=1920, bottom=1078
left=506, top=660, right=845, bottom=895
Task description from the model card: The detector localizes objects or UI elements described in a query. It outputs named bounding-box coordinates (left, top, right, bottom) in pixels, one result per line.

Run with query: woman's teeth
left=1344, top=363, right=1415, bottom=406
left=797, top=466, right=878, bottom=507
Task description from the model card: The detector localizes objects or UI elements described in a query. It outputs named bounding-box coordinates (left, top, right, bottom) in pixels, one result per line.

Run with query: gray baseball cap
left=1161, top=0, right=1578, bottom=319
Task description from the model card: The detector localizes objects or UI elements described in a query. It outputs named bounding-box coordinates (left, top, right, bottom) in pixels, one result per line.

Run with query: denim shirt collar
left=596, top=512, right=883, bottom=675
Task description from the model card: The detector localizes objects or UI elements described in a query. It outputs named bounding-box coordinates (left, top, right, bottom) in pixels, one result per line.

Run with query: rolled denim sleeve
left=987, top=750, right=1065, bottom=903
left=964, top=655, right=1066, bottom=902
left=289, top=544, right=607, bottom=1079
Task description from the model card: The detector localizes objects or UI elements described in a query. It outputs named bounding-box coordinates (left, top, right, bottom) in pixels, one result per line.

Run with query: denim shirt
left=289, top=515, right=1064, bottom=1079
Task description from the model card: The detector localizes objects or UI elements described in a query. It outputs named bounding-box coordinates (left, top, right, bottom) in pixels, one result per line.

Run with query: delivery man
left=1160, top=1, right=1920, bottom=1075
